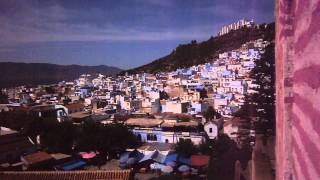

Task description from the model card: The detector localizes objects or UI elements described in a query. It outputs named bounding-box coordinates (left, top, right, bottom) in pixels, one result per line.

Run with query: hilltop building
left=218, top=19, right=255, bottom=36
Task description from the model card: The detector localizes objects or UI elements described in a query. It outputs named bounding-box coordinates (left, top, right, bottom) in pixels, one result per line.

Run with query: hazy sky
left=0, top=0, right=274, bottom=69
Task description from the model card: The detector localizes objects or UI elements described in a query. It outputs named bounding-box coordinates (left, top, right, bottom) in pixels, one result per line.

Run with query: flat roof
left=0, top=127, right=18, bottom=136
left=50, top=153, right=71, bottom=160
left=137, top=142, right=174, bottom=152
left=125, top=118, right=163, bottom=127
left=22, top=152, right=52, bottom=165
left=69, top=111, right=91, bottom=119
left=161, top=120, right=198, bottom=128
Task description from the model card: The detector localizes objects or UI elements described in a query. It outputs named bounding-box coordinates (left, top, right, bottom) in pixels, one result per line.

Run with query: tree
left=198, top=88, right=208, bottom=99
left=174, top=139, right=197, bottom=158
left=203, top=106, right=221, bottom=121
left=233, top=95, right=256, bottom=120
left=0, top=92, right=8, bottom=104
left=250, top=43, right=275, bottom=134
left=40, top=119, right=76, bottom=153
left=23, top=116, right=44, bottom=144
left=63, top=97, right=71, bottom=105
left=76, top=118, right=100, bottom=152
left=159, top=91, right=169, bottom=100
left=45, top=86, right=55, bottom=94
left=198, top=140, right=214, bottom=155
left=0, top=110, right=32, bottom=131
left=75, top=118, right=139, bottom=161
left=235, top=43, right=275, bottom=135
left=207, top=134, right=239, bottom=180
left=97, top=123, right=140, bottom=160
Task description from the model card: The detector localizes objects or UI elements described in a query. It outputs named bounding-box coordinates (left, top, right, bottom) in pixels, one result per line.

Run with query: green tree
left=250, top=43, right=275, bottom=134
left=45, top=86, right=55, bottom=94
left=198, top=140, right=214, bottom=155
left=0, top=110, right=32, bottom=131
left=0, top=92, right=8, bottom=104
left=208, top=134, right=239, bottom=180
left=234, top=43, right=275, bottom=135
left=23, top=115, right=44, bottom=143
left=75, top=119, right=139, bottom=161
left=198, top=88, right=208, bottom=99
left=40, top=119, right=76, bottom=153
left=203, top=106, right=221, bottom=121
left=97, top=123, right=139, bottom=160
left=174, top=139, right=197, bottom=158
left=159, top=91, right=169, bottom=100
left=76, top=118, right=100, bottom=152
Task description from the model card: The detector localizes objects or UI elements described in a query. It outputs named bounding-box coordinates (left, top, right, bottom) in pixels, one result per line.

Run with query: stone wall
left=276, top=0, right=320, bottom=179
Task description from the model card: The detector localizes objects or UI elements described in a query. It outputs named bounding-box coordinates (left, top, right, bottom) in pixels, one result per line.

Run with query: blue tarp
left=139, top=151, right=156, bottom=163
left=119, top=150, right=144, bottom=168
left=221, top=70, right=231, bottom=76
left=119, top=152, right=130, bottom=163
left=178, top=156, right=191, bottom=165
left=129, top=150, right=144, bottom=161
left=60, top=160, right=86, bottom=170
left=152, top=151, right=166, bottom=164
left=164, top=153, right=178, bottom=164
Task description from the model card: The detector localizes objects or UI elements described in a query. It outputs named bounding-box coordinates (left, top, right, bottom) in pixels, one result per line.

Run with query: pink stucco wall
left=276, top=0, right=320, bottom=179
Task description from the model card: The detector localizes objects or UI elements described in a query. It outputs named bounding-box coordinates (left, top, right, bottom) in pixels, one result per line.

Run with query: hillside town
left=0, top=36, right=271, bottom=179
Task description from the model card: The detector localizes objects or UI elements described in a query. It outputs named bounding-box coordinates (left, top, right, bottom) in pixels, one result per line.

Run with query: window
left=59, top=111, right=64, bottom=117
left=137, top=134, right=142, bottom=141
left=147, top=134, right=157, bottom=141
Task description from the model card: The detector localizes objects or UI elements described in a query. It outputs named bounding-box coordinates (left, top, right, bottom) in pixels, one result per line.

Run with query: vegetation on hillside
left=124, top=22, right=274, bottom=74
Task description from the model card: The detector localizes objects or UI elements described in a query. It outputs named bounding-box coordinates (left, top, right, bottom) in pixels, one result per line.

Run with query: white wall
left=204, top=123, right=218, bottom=139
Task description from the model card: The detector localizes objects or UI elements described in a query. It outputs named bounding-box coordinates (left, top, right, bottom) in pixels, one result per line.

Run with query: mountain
left=0, top=62, right=122, bottom=88
left=124, top=22, right=275, bottom=74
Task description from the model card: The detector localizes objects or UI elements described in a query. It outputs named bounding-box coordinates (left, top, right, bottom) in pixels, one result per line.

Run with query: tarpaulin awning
left=164, top=153, right=177, bottom=164
left=79, top=152, right=97, bottom=159
left=190, top=155, right=210, bottom=167
left=60, top=160, right=86, bottom=170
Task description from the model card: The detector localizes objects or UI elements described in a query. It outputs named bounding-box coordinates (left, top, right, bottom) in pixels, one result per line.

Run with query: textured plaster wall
left=276, top=0, right=320, bottom=179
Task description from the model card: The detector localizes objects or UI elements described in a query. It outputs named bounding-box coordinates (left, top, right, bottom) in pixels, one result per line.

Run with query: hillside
left=0, top=62, right=122, bottom=88
left=125, top=22, right=275, bottom=74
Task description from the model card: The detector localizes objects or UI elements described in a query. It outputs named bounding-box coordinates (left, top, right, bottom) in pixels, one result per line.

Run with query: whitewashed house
left=204, top=121, right=219, bottom=139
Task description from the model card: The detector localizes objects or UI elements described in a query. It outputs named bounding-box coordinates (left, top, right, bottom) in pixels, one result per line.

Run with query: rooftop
left=136, top=142, right=174, bottom=152
left=125, top=118, right=163, bottom=127
left=64, top=103, right=84, bottom=110
left=22, top=152, right=53, bottom=165
left=161, top=120, right=198, bottom=128
left=69, top=111, right=91, bottom=119
left=0, top=127, right=18, bottom=136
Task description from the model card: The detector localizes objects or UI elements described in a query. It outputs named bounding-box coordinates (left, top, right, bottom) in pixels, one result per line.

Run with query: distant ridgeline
left=0, top=63, right=122, bottom=88
left=124, top=22, right=275, bottom=74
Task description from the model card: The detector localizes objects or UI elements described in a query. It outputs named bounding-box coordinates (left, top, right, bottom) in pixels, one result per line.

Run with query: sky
left=0, top=0, right=274, bottom=69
